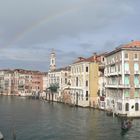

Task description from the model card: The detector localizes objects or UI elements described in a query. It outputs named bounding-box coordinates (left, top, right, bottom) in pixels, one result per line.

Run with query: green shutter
left=125, top=76, right=129, bottom=85
left=134, top=63, right=139, bottom=71
left=124, top=90, right=129, bottom=97
left=134, top=90, right=139, bottom=98
left=134, top=76, right=139, bottom=85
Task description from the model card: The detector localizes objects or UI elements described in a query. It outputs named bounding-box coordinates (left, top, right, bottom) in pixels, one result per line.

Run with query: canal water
left=0, top=96, right=140, bottom=140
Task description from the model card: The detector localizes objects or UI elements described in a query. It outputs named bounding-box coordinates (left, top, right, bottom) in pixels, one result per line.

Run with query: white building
left=70, top=55, right=102, bottom=107
left=0, top=70, right=13, bottom=95
left=47, top=50, right=70, bottom=101
left=105, top=41, right=140, bottom=117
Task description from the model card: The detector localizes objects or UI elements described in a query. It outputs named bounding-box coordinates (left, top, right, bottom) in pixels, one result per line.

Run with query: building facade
left=47, top=67, right=71, bottom=101
left=47, top=50, right=71, bottom=101
left=70, top=54, right=103, bottom=107
left=105, top=41, right=140, bottom=117
left=0, top=70, right=14, bottom=95
left=0, top=69, right=45, bottom=96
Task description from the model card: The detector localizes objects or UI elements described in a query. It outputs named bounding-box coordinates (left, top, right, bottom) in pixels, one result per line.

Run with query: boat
left=121, top=119, right=132, bottom=131
left=0, top=131, right=4, bottom=140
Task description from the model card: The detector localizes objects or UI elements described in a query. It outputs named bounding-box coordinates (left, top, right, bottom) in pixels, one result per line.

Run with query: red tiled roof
left=106, top=41, right=140, bottom=57
left=73, top=54, right=105, bottom=64
left=122, top=41, right=140, bottom=48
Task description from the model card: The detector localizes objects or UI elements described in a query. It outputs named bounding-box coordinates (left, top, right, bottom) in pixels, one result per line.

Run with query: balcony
left=105, top=84, right=118, bottom=88
left=110, top=72, right=118, bottom=76
left=134, top=71, right=140, bottom=75
left=124, top=71, right=130, bottom=75
left=106, top=84, right=130, bottom=89
left=123, top=84, right=131, bottom=88
left=105, top=71, right=122, bottom=77
left=135, top=85, right=140, bottom=88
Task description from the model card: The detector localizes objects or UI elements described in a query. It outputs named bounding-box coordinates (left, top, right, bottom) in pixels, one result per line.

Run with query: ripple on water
left=0, top=97, right=140, bottom=140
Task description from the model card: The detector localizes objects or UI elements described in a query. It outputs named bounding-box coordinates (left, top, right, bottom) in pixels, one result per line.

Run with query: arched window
left=86, top=91, right=88, bottom=101
left=135, top=103, right=139, bottom=111
left=76, top=77, right=78, bottom=86
left=125, top=103, right=129, bottom=111
left=52, top=60, right=54, bottom=64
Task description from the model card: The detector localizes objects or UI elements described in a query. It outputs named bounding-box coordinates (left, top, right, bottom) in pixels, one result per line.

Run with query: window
left=135, top=103, right=139, bottom=111
left=124, top=90, right=130, bottom=98
left=124, top=76, right=129, bottom=85
left=65, top=78, right=67, bottom=84
left=134, top=75, right=139, bottom=85
left=124, top=63, right=129, bottom=71
left=86, top=67, right=88, bottom=72
left=86, top=91, right=88, bottom=100
left=118, top=64, right=121, bottom=72
left=117, top=102, right=122, bottom=111
left=134, top=63, right=139, bottom=71
left=76, top=77, right=78, bottom=86
left=125, top=103, right=129, bottom=111
left=110, top=64, right=115, bottom=73
left=112, top=77, right=116, bottom=85
left=86, top=80, right=88, bottom=87
left=107, top=99, right=110, bottom=106
left=134, top=53, right=138, bottom=60
left=125, top=53, right=128, bottom=59
left=65, top=73, right=67, bottom=76
left=134, top=90, right=139, bottom=98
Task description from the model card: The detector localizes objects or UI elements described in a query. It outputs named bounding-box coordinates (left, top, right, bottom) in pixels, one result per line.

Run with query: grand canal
left=0, top=96, right=140, bottom=140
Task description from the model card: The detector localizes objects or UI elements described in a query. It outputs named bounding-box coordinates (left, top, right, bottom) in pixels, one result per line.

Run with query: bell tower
left=49, top=49, right=56, bottom=72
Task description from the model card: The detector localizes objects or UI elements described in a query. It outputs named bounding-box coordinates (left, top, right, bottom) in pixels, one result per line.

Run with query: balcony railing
left=124, top=71, right=130, bottom=75
left=105, top=71, right=122, bottom=76
left=106, top=84, right=130, bottom=88
left=135, top=85, right=140, bottom=88
left=134, top=71, right=140, bottom=75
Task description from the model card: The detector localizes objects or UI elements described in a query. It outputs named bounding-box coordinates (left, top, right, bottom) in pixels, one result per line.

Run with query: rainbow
left=4, top=5, right=82, bottom=49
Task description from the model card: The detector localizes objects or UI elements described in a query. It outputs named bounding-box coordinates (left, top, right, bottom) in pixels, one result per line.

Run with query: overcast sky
left=0, top=0, right=140, bottom=71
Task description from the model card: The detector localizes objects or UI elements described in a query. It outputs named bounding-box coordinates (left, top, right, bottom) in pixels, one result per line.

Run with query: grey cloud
left=0, top=0, right=137, bottom=47
left=79, top=43, right=93, bottom=49
left=0, top=0, right=140, bottom=71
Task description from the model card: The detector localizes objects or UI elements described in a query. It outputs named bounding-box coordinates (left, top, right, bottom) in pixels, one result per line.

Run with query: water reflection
left=0, top=96, right=139, bottom=140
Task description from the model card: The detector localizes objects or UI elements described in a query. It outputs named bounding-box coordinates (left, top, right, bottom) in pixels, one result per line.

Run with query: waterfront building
left=70, top=54, right=105, bottom=107
left=0, top=69, right=48, bottom=97
left=47, top=67, right=71, bottom=101
left=97, top=54, right=106, bottom=109
left=31, top=71, right=44, bottom=95
left=7, top=69, right=44, bottom=96
left=13, top=69, right=32, bottom=96
left=41, top=72, right=48, bottom=98
left=47, top=49, right=71, bottom=101
left=0, top=70, right=14, bottom=95
left=105, top=41, right=140, bottom=117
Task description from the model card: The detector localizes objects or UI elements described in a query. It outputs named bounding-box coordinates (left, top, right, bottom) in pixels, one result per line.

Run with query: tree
left=48, top=83, right=59, bottom=102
